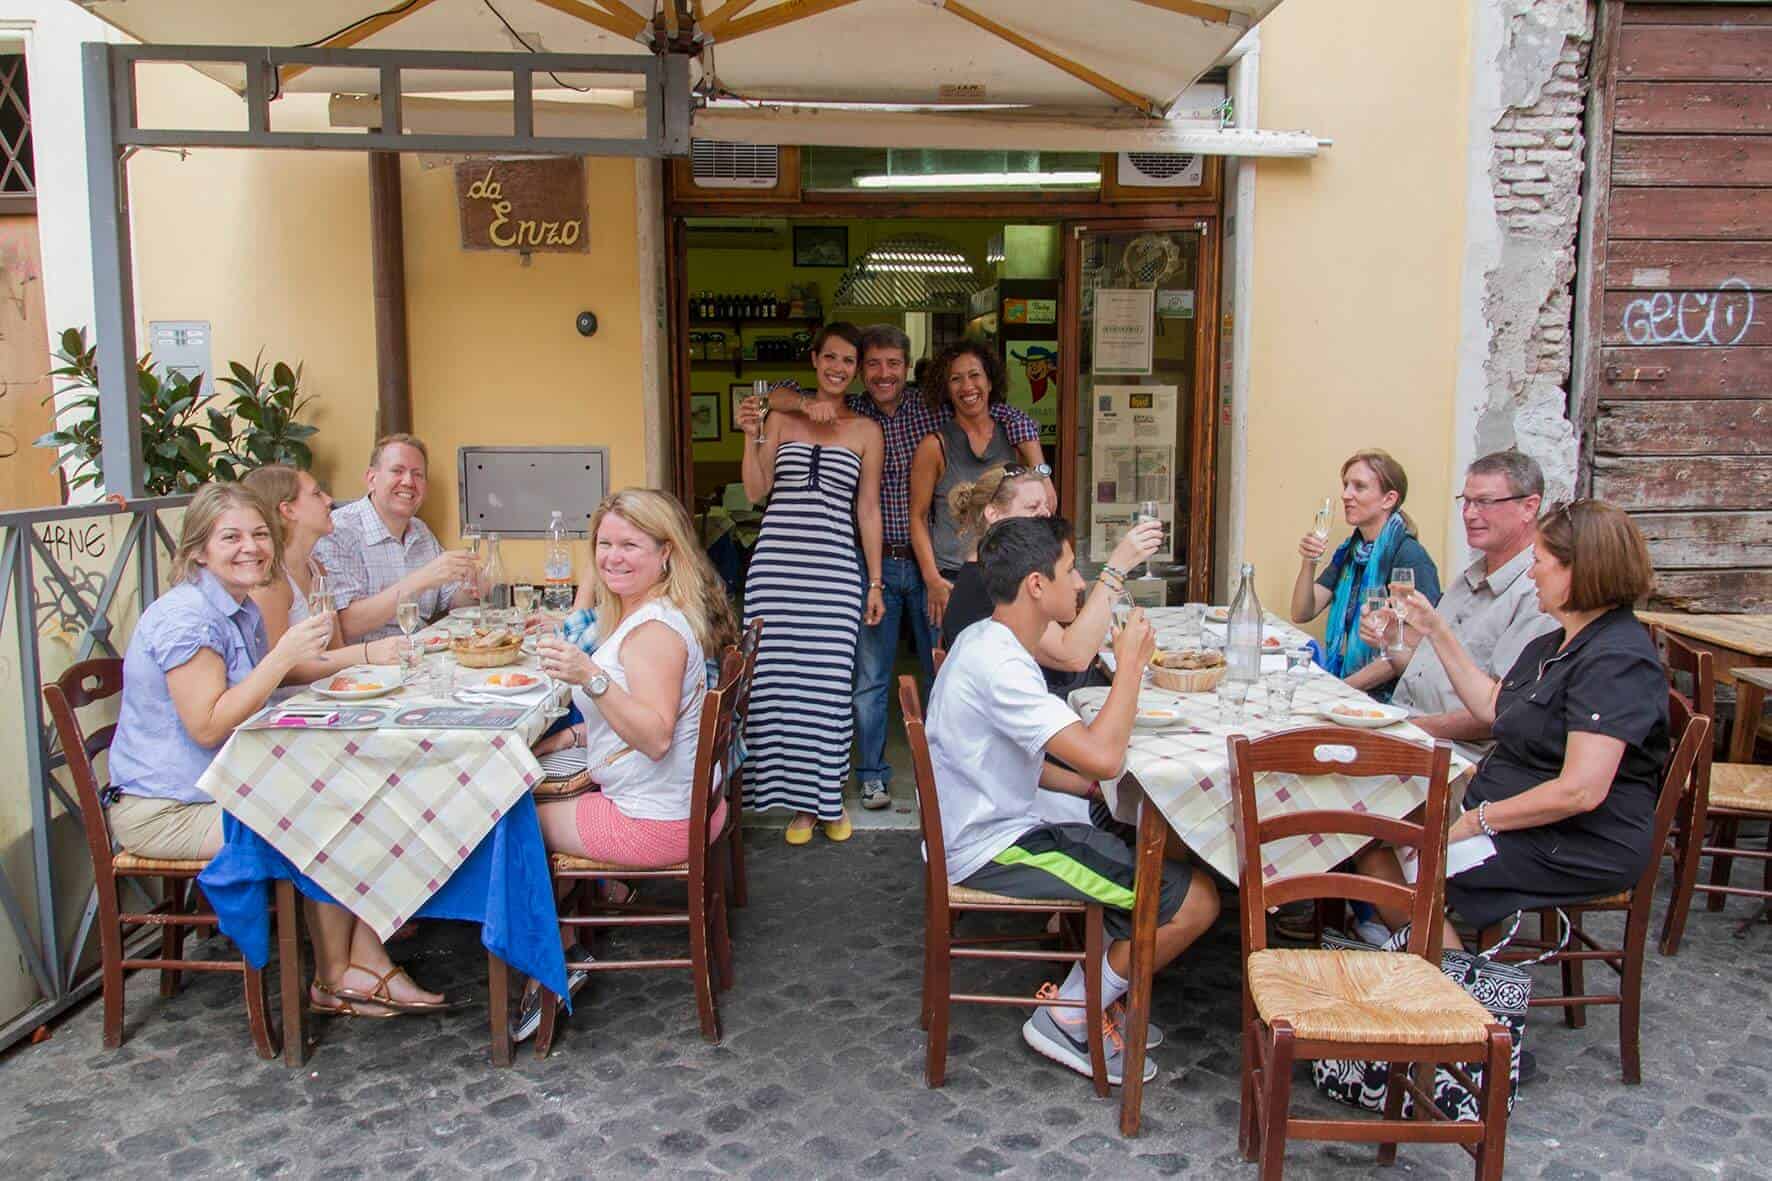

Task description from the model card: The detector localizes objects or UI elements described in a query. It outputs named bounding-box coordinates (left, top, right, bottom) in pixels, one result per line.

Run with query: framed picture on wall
left=689, top=393, right=721, bottom=442
left=730, top=383, right=759, bottom=433
left=793, top=224, right=848, bottom=267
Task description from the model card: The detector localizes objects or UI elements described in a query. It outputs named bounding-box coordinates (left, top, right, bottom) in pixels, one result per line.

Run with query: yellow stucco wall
left=125, top=69, right=650, bottom=579
left=1244, top=0, right=1472, bottom=618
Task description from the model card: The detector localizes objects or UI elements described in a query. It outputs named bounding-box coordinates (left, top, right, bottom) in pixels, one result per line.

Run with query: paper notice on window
left=1092, top=288, right=1155, bottom=376
left=1090, top=385, right=1178, bottom=563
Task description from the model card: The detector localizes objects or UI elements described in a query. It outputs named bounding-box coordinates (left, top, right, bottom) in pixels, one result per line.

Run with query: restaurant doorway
left=662, top=146, right=1226, bottom=602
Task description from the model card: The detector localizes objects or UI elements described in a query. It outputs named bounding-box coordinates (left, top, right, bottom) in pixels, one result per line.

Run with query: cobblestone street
left=3, top=830, right=1770, bottom=1180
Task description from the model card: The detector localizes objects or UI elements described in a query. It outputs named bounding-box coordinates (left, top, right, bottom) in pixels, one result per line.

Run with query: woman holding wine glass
left=1288, top=448, right=1441, bottom=696
left=242, top=466, right=402, bottom=682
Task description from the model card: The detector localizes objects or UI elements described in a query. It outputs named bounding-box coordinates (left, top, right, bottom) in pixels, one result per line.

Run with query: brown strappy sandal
left=329, top=963, right=462, bottom=1014
left=309, top=980, right=399, bottom=1019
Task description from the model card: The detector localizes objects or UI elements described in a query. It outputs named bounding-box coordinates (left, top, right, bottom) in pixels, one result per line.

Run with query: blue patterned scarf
left=1321, top=512, right=1408, bottom=678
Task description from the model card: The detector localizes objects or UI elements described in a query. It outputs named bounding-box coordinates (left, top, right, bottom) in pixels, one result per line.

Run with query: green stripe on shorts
left=991, top=845, right=1136, bottom=911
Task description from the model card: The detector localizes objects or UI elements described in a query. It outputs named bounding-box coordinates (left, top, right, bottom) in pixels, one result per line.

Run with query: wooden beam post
left=531, top=0, right=651, bottom=42
left=717, top=0, right=868, bottom=42
left=280, top=0, right=444, bottom=86
left=940, top=0, right=1164, bottom=118
left=369, top=151, right=412, bottom=437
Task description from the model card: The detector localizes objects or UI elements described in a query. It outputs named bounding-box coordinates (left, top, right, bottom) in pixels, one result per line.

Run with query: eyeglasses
left=1455, top=494, right=1534, bottom=511
left=1002, top=464, right=1031, bottom=477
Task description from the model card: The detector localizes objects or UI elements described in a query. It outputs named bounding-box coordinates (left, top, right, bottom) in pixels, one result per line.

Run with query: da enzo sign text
left=455, top=158, right=589, bottom=253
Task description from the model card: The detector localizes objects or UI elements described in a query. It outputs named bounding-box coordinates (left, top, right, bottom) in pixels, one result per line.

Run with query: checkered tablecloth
left=198, top=654, right=552, bottom=940
left=1071, top=670, right=1472, bottom=885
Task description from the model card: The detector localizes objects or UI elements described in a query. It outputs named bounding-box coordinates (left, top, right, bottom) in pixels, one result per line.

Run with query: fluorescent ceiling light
left=852, top=170, right=1100, bottom=189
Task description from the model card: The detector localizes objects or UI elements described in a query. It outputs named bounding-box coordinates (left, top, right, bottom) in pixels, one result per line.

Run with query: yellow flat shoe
left=822, top=811, right=853, bottom=842
left=785, top=814, right=816, bottom=845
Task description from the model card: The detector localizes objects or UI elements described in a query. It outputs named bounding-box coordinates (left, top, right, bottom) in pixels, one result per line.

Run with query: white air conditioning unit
left=1116, top=152, right=1205, bottom=188
left=690, top=141, right=780, bottom=189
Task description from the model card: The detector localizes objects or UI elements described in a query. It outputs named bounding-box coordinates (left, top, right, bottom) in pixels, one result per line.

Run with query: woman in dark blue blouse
left=1290, top=449, right=1441, bottom=698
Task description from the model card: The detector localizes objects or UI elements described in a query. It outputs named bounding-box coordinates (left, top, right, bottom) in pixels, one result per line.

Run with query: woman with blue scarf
left=1290, top=449, right=1441, bottom=698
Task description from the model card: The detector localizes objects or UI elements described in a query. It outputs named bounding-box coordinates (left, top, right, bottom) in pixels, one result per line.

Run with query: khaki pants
left=107, top=795, right=222, bottom=861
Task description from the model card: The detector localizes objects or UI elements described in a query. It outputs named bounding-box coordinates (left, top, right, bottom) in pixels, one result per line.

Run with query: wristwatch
left=1033, top=463, right=1053, bottom=479
left=587, top=672, right=611, bottom=698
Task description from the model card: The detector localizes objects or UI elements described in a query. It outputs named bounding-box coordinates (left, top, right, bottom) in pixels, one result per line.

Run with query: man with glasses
left=1362, top=449, right=1557, bottom=759
left=765, top=325, right=1046, bottom=811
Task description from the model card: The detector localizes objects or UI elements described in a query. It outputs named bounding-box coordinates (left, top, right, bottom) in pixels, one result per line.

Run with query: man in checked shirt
left=766, top=325, right=1052, bottom=811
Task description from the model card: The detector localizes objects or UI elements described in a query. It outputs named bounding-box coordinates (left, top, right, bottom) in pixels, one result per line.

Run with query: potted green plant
left=209, top=353, right=317, bottom=480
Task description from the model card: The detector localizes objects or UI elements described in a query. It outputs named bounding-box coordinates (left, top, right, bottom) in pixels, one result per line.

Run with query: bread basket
left=1148, top=649, right=1227, bottom=693
left=452, top=630, right=523, bottom=668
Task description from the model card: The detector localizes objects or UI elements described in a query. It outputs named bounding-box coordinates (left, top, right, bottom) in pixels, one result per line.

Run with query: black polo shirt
left=1470, top=606, right=1670, bottom=869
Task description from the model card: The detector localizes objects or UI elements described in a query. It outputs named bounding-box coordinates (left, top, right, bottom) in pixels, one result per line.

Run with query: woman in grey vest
left=909, top=339, right=1050, bottom=629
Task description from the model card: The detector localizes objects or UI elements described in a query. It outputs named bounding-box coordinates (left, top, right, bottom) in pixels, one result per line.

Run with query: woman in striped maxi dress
left=735, top=323, right=885, bottom=844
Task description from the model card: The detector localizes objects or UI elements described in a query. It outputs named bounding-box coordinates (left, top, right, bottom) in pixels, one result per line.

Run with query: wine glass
left=542, top=617, right=571, bottom=724
left=750, top=379, right=770, bottom=448
left=307, top=572, right=333, bottom=622
left=1130, top=500, right=1161, bottom=579
left=514, top=584, right=538, bottom=617
left=1311, top=497, right=1333, bottom=542
left=1388, top=567, right=1416, bottom=653
left=1363, top=587, right=1391, bottom=651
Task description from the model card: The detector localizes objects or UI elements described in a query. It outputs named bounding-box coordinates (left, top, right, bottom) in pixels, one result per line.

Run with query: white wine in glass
left=1311, top=497, right=1333, bottom=542
left=307, top=573, right=333, bottom=620
left=396, top=596, right=421, bottom=637
left=514, top=584, right=538, bottom=615
left=1388, top=566, right=1416, bottom=652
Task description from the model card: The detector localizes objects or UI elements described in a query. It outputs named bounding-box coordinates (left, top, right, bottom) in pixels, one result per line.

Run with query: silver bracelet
left=1476, top=801, right=1497, bottom=839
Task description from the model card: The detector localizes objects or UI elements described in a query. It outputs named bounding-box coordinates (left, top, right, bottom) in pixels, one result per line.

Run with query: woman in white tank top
left=533, top=490, right=736, bottom=868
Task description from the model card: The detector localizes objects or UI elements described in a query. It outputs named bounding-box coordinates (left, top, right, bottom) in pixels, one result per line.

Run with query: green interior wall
left=687, top=218, right=1005, bottom=464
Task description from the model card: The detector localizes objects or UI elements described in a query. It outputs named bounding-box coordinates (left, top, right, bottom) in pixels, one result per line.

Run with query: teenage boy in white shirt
left=927, top=516, right=1220, bottom=1085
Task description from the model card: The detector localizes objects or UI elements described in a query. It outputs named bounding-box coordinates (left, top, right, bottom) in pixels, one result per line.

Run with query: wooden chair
left=723, top=617, right=763, bottom=909
left=898, top=676, right=1109, bottom=1095
left=535, top=667, right=740, bottom=1051
left=1471, top=690, right=1707, bottom=1085
left=1228, top=728, right=1512, bottom=1180
left=42, top=658, right=278, bottom=1058
left=1657, top=633, right=1771, bottom=955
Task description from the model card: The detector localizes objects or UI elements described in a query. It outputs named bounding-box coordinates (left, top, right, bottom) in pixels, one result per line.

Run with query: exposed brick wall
left=1471, top=1, right=1592, bottom=502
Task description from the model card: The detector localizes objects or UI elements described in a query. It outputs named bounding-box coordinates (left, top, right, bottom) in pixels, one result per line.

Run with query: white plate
left=417, top=632, right=452, bottom=654
left=449, top=606, right=482, bottom=622
left=1319, top=702, right=1409, bottom=729
left=468, top=672, right=547, bottom=696
left=310, top=668, right=403, bottom=700
left=1206, top=606, right=1230, bottom=623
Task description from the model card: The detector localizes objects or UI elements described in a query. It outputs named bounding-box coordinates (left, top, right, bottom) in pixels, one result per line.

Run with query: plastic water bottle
left=1226, top=562, right=1264, bottom=684
left=543, top=511, right=574, bottom=615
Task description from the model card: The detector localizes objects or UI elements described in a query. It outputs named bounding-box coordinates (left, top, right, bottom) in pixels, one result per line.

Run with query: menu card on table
left=392, top=705, right=530, bottom=731
left=239, top=705, right=391, bottom=731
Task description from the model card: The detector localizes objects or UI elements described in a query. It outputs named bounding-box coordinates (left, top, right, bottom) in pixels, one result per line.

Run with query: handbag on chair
left=1310, top=911, right=1564, bottom=1120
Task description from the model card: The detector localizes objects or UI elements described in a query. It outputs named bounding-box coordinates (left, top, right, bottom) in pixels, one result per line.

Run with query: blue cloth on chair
left=198, top=795, right=569, bottom=1006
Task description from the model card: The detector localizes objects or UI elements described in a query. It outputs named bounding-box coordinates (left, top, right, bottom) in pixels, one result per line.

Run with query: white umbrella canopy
left=78, top=0, right=1280, bottom=116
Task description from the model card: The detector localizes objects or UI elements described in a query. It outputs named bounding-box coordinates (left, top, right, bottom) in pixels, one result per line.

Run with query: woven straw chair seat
left=1710, top=762, right=1772, bottom=813
left=112, top=852, right=207, bottom=874
left=1580, top=889, right=1633, bottom=908
left=949, top=885, right=1085, bottom=909
left=1247, top=948, right=1494, bottom=1046
left=551, top=852, right=687, bottom=874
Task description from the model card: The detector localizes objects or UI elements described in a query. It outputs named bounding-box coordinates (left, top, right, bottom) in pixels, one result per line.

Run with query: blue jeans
left=853, top=556, right=937, bottom=785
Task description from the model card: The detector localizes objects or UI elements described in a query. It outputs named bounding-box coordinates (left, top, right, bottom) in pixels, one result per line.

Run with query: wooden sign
left=455, top=157, right=588, bottom=253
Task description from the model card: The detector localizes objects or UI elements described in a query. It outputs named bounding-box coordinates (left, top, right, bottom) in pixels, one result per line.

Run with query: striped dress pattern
left=742, top=440, right=864, bottom=821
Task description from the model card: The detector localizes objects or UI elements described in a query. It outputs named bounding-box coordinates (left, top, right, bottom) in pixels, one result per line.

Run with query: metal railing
left=0, top=494, right=188, bottom=1052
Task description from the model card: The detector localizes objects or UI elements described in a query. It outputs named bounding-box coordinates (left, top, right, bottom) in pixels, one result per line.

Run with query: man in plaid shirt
left=315, top=433, right=478, bottom=642
left=767, top=325, right=1048, bottom=810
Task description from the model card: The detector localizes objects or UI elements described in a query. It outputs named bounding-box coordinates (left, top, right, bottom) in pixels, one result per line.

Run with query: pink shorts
left=573, top=792, right=729, bottom=868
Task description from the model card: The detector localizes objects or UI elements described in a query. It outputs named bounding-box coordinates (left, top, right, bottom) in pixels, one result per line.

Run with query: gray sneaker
left=859, top=779, right=891, bottom=810
left=1022, top=1004, right=1156, bottom=1085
